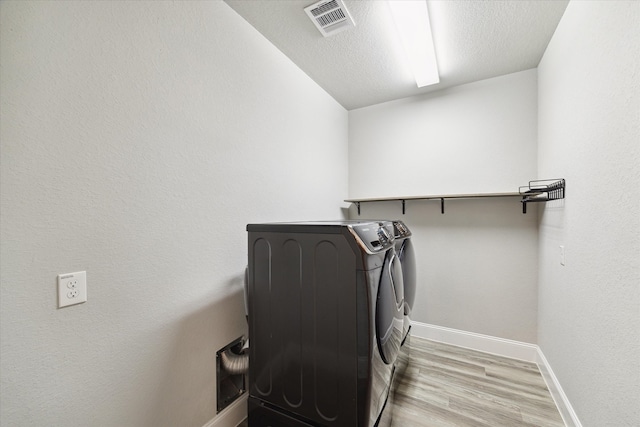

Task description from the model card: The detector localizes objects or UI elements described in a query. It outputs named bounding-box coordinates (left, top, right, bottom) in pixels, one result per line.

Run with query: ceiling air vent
left=304, top=0, right=355, bottom=37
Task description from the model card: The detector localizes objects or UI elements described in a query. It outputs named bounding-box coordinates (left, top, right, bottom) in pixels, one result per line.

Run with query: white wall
left=0, top=2, right=347, bottom=427
left=537, top=1, right=640, bottom=426
left=349, top=69, right=538, bottom=198
left=348, top=70, right=539, bottom=343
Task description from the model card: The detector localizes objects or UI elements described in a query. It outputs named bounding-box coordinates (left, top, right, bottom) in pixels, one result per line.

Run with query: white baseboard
left=202, top=394, right=247, bottom=427
left=410, top=321, right=582, bottom=427
left=410, top=321, right=539, bottom=362
left=536, top=348, right=583, bottom=427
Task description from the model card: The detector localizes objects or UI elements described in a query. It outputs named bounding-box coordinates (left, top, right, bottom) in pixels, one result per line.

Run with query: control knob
left=377, top=227, right=391, bottom=245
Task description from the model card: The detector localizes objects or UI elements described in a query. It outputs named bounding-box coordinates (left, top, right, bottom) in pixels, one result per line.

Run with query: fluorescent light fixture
left=387, top=0, right=439, bottom=87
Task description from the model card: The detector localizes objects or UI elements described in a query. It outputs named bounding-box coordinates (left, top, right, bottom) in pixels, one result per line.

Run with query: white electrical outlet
left=58, top=271, right=87, bottom=308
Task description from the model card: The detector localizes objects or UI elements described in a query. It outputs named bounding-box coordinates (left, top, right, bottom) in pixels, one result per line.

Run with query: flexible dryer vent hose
left=219, top=266, right=250, bottom=375
left=221, top=347, right=249, bottom=375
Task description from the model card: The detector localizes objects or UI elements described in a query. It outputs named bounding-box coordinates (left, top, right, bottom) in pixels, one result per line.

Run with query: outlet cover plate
left=58, top=271, right=87, bottom=308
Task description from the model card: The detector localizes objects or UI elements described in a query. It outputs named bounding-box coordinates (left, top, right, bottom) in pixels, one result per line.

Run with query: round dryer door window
left=375, top=249, right=404, bottom=365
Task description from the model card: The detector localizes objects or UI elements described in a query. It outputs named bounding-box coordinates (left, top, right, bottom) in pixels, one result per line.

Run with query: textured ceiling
left=225, top=0, right=569, bottom=110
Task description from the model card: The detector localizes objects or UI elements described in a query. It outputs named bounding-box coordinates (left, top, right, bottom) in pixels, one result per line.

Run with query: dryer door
left=375, top=249, right=404, bottom=365
left=398, top=239, right=416, bottom=317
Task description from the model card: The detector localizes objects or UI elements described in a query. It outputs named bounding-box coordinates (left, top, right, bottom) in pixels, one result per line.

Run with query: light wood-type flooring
left=237, top=336, right=565, bottom=426
left=386, top=336, right=564, bottom=426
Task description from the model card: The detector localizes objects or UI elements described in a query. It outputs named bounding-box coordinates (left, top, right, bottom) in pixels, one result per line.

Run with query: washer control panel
left=349, top=222, right=395, bottom=253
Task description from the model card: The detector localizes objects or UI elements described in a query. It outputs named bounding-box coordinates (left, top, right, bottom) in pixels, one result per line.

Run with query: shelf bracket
left=440, top=198, right=445, bottom=214
left=519, top=178, right=565, bottom=214
left=402, top=199, right=406, bottom=215
left=355, top=202, right=361, bottom=216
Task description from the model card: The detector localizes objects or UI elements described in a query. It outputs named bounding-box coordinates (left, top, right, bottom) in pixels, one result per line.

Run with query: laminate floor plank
left=389, top=336, right=565, bottom=427
left=414, top=363, right=549, bottom=406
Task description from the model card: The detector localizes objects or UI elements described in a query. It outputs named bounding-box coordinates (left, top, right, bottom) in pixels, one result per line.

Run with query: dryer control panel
left=348, top=222, right=395, bottom=254
left=393, top=220, right=412, bottom=239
